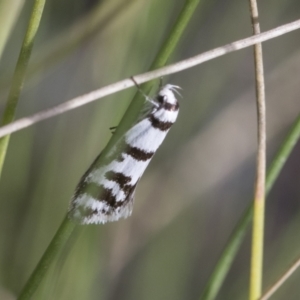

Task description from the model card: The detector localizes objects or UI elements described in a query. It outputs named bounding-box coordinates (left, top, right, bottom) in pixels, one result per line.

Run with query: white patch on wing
left=153, top=108, right=178, bottom=123
left=71, top=192, right=135, bottom=224
left=102, top=180, right=126, bottom=202
left=72, top=194, right=108, bottom=216
left=88, top=153, right=150, bottom=187
left=158, top=85, right=179, bottom=105
left=125, top=120, right=167, bottom=153
left=117, top=153, right=151, bottom=183
left=82, top=200, right=133, bottom=224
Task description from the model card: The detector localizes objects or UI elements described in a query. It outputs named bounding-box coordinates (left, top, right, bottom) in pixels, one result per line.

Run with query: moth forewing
left=68, top=84, right=180, bottom=224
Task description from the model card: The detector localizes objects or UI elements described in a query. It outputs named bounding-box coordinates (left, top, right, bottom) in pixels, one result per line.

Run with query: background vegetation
left=0, top=0, right=300, bottom=299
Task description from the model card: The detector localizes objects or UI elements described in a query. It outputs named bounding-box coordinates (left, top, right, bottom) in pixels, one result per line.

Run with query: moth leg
left=130, top=76, right=158, bottom=107
left=130, top=76, right=148, bottom=97
left=109, top=126, right=117, bottom=134
left=158, top=77, right=163, bottom=89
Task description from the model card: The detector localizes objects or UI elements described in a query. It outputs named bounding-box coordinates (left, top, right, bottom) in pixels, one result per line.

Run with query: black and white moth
left=68, top=82, right=180, bottom=224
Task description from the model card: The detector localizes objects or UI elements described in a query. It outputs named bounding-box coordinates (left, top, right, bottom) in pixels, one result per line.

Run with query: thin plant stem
left=17, top=216, right=76, bottom=300
left=0, top=0, right=25, bottom=61
left=248, top=1, right=266, bottom=299
left=0, top=19, right=299, bottom=139
left=16, top=1, right=201, bottom=299
left=199, top=113, right=300, bottom=300
left=260, top=255, right=300, bottom=300
left=0, top=0, right=46, bottom=179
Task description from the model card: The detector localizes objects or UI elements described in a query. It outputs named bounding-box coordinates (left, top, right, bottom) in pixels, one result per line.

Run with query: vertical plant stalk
left=16, top=1, right=202, bottom=299
left=0, top=0, right=46, bottom=178
left=248, top=1, right=266, bottom=300
left=17, top=216, right=76, bottom=300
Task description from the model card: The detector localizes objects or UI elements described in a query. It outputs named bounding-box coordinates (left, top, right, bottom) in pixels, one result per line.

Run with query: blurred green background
left=0, top=0, right=300, bottom=299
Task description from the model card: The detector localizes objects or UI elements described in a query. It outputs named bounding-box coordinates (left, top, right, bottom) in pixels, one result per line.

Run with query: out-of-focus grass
left=0, top=0, right=46, bottom=181
left=0, top=0, right=24, bottom=60
left=0, top=0, right=137, bottom=95
left=1, top=0, right=300, bottom=299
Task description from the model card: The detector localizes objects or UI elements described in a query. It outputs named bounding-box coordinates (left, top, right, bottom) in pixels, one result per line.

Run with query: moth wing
left=71, top=151, right=102, bottom=200
left=69, top=145, right=140, bottom=224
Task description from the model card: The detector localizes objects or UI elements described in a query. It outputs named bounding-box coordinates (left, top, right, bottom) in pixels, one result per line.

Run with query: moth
left=68, top=80, right=180, bottom=224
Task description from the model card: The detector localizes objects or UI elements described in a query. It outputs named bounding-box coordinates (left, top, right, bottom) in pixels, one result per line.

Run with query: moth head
left=156, top=84, right=181, bottom=110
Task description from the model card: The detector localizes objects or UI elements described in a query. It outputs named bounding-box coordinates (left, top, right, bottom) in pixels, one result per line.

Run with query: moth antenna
left=169, top=85, right=183, bottom=98
left=130, top=77, right=159, bottom=107
left=173, top=88, right=182, bottom=98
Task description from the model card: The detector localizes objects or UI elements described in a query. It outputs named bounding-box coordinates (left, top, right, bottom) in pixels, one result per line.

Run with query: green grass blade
left=0, top=0, right=46, bottom=178
left=17, top=216, right=76, bottom=300
left=200, top=114, right=300, bottom=300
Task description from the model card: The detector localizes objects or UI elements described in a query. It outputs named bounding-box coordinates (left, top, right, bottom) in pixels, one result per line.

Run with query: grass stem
left=0, top=0, right=46, bottom=178
left=248, top=1, right=266, bottom=299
